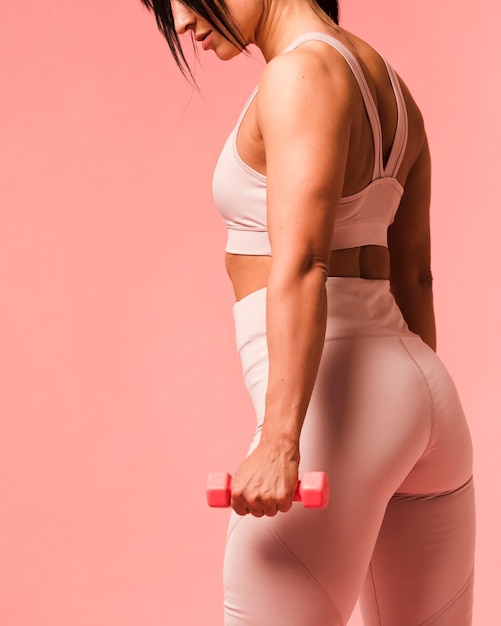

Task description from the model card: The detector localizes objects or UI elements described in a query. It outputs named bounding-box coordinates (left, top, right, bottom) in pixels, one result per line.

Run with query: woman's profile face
left=170, top=0, right=261, bottom=61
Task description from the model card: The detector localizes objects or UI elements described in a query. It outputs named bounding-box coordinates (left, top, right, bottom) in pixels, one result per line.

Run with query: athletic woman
left=140, top=1, right=476, bottom=623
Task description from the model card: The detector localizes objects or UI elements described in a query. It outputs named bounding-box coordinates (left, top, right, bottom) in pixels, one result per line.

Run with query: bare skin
left=172, top=0, right=435, bottom=517
left=227, top=27, right=427, bottom=305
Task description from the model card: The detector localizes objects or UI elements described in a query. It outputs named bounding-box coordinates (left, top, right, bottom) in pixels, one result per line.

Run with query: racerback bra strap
left=281, top=32, right=408, bottom=181
left=380, top=59, right=409, bottom=177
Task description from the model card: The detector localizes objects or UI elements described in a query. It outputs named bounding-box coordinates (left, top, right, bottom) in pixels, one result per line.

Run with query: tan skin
left=173, top=0, right=435, bottom=517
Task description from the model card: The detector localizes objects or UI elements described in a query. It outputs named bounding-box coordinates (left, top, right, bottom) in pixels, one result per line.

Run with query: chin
left=213, top=42, right=243, bottom=61
left=215, top=51, right=241, bottom=61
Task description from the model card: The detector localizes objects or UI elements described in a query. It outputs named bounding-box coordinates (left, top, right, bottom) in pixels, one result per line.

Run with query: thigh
left=360, top=479, right=476, bottom=625
left=224, top=336, right=435, bottom=625
left=357, top=338, right=475, bottom=625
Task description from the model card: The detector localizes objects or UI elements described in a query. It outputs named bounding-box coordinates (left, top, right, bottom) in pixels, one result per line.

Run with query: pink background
left=1, top=1, right=499, bottom=624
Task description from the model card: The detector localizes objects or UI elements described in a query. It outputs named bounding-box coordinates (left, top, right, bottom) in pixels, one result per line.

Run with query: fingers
left=231, top=488, right=294, bottom=517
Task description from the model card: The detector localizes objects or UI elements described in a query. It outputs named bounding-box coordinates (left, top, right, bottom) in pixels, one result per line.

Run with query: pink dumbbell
left=206, top=471, right=329, bottom=509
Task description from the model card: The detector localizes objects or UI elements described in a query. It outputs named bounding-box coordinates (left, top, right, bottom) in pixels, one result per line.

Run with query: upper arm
left=388, top=133, right=436, bottom=348
left=388, top=133, right=432, bottom=286
left=256, top=50, right=352, bottom=276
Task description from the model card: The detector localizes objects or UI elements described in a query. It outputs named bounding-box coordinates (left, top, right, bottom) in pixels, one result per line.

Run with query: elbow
left=269, top=248, right=330, bottom=294
left=391, top=264, right=433, bottom=292
left=390, top=265, right=434, bottom=309
left=299, top=250, right=330, bottom=286
left=307, top=251, right=330, bottom=279
left=418, top=266, right=433, bottom=290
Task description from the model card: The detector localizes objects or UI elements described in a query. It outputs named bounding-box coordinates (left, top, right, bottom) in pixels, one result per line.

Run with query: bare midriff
left=226, top=245, right=390, bottom=302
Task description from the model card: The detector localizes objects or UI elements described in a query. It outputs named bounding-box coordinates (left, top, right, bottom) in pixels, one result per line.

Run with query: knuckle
left=231, top=502, right=246, bottom=516
left=277, top=493, right=293, bottom=512
left=230, top=491, right=248, bottom=516
left=246, top=494, right=260, bottom=509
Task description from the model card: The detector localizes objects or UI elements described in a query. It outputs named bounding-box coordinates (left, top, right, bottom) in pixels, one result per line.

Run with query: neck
left=253, top=0, right=335, bottom=62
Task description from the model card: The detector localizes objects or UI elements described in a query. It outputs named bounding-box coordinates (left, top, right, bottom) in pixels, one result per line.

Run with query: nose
left=171, top=0, right=196, bottom=35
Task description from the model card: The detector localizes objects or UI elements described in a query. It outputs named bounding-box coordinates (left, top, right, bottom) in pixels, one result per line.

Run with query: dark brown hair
left=139, top=0, right=340, bottom=78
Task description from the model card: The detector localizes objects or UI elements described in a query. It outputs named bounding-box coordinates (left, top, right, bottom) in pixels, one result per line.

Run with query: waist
left=226, top=246, right=390, bottom=302
left=233, top=277, right=415, bottom=362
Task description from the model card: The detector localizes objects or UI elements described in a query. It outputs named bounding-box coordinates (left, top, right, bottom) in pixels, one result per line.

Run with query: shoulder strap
left=283, top=32, right=384, bottom=180
left=233, top=85, right=259, bottom=135
left=378, top=57, right=409, bottom=177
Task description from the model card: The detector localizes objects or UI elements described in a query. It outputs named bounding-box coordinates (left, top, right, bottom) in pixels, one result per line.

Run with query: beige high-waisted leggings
left=223, top=278, right=475, bottom=625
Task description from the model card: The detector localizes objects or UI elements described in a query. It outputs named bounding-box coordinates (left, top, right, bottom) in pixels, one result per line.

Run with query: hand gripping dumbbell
left=206, top=471, right=329, bottom=509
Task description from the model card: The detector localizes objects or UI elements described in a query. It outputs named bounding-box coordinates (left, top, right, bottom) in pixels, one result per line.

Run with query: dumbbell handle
left=206, top=471, right=329, bottom=509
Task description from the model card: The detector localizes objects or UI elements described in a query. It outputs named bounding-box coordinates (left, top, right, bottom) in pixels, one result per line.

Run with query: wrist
left=262, top=397, right=305, bottom=441
left=260, top=419, right=301, bottom=455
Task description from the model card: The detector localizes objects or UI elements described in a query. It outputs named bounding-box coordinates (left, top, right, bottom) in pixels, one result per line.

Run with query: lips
left=195, top=30, right=211, bottom=49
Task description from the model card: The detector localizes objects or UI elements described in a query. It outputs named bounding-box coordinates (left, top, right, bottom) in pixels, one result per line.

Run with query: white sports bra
left=212, top=32, right=409, bottom=255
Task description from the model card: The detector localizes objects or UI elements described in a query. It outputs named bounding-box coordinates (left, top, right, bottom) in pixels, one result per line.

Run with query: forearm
left=261, top=267, right=328, bottom=446
left=391, top=274, right=436, bottom=351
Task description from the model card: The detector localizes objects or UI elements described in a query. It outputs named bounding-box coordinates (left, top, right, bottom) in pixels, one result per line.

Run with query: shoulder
left=258, top=42, right=356, bottom=101
left=255, top=43, right=355, bottom=133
